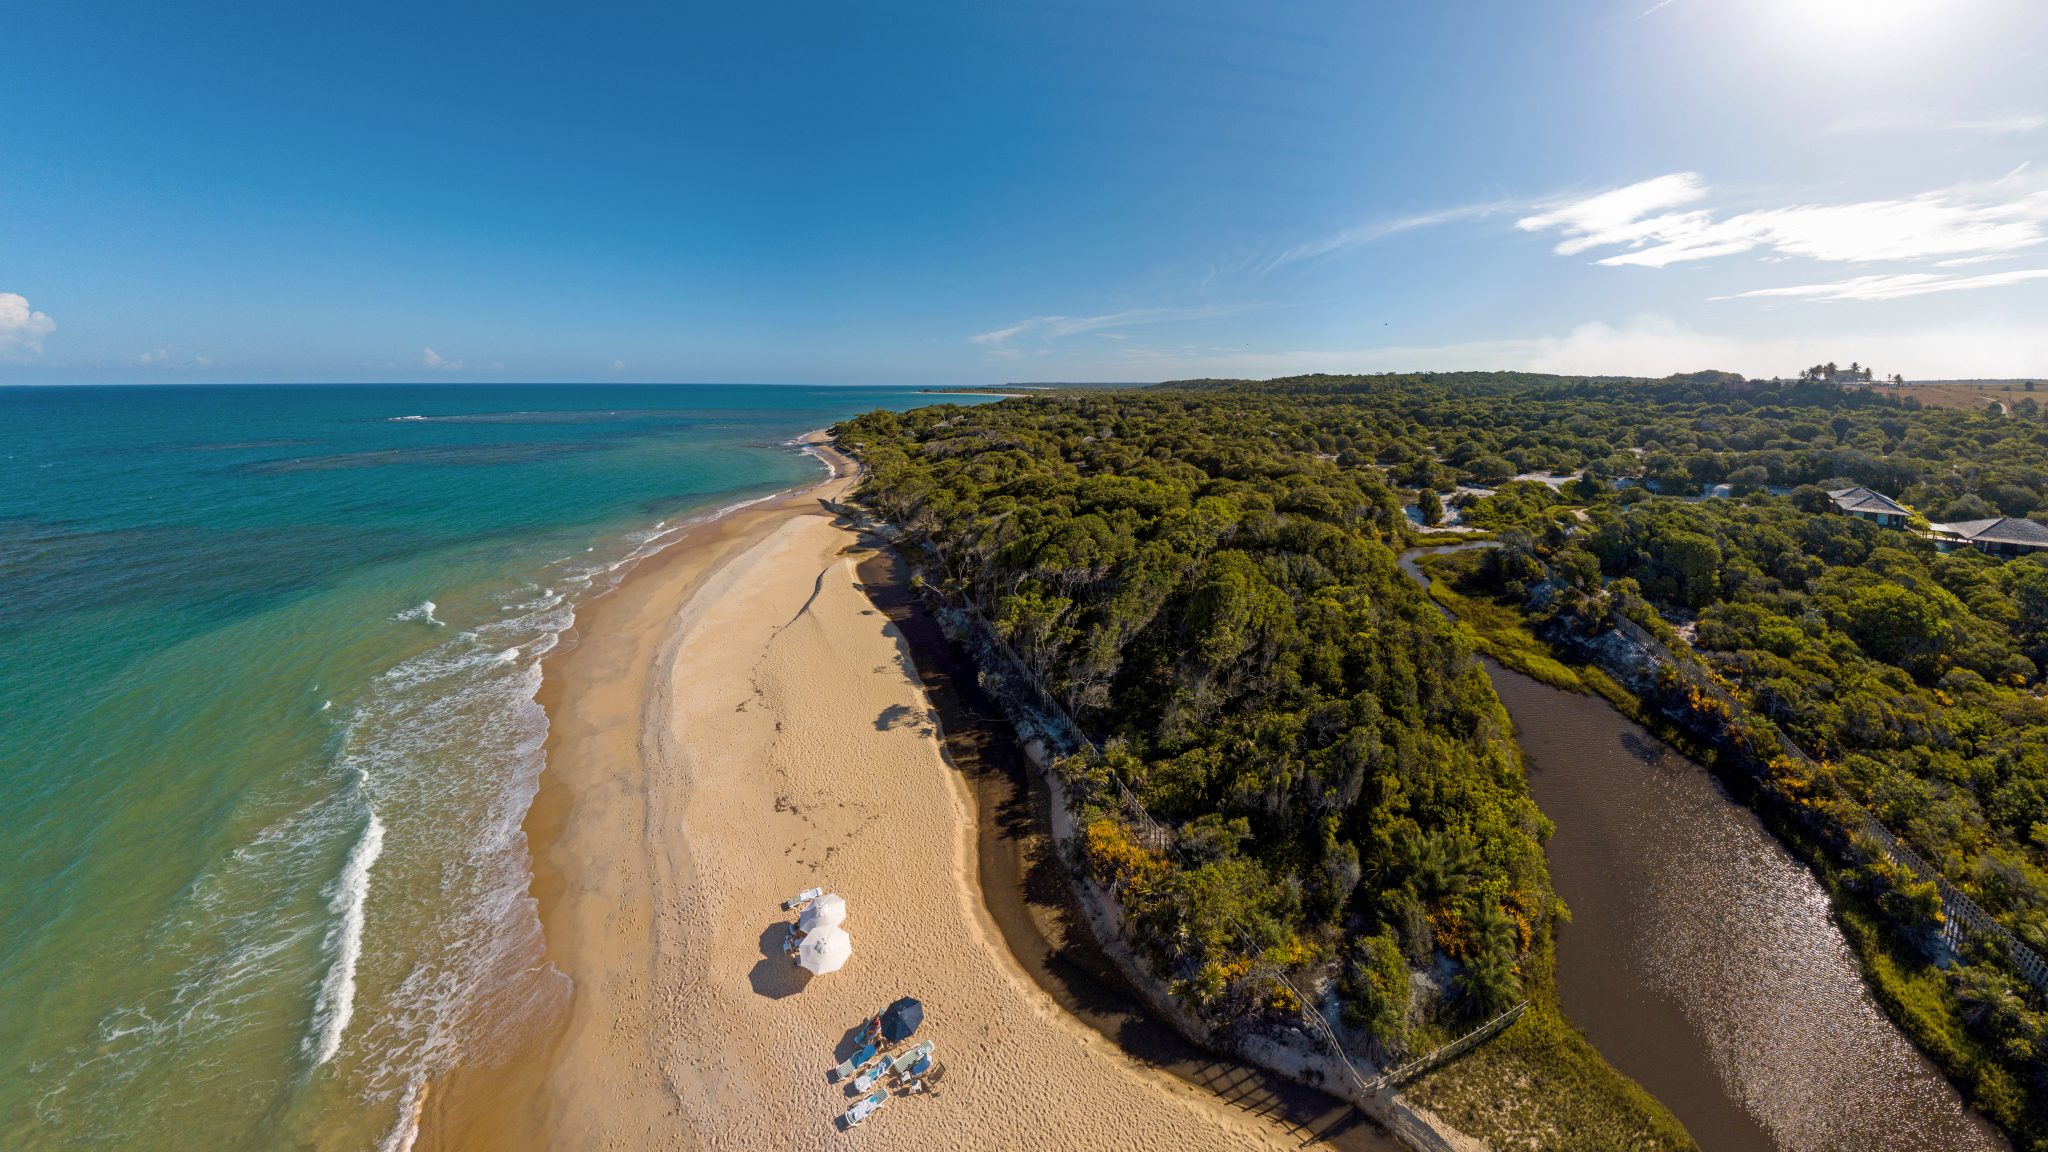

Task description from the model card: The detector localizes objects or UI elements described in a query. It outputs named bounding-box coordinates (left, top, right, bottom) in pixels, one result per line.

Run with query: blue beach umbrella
left=880, top=997, right=924, bottom=1042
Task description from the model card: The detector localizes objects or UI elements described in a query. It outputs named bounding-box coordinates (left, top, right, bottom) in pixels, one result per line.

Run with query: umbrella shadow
left=834, top=1018, right=876, bottom=1063
left=748, top=922, right=812, bottom=1000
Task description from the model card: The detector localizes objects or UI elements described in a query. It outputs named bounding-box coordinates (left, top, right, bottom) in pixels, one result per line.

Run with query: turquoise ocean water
left=0, top=384, right=983, bottom=1151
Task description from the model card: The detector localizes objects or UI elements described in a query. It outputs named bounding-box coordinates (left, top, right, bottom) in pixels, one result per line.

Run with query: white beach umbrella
left=797, top=892, right=846, bottom=932
left=797, top=926, right=852, bottom=975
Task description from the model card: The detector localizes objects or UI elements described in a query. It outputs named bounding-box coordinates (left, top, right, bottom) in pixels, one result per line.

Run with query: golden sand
left=421, top=438, right=1305, bottom=1150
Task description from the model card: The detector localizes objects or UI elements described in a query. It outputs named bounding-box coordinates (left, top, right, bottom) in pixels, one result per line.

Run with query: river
left=1399, top=544, right=2005, bottom=1152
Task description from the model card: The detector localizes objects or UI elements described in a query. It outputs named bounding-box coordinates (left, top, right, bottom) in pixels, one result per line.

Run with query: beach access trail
left=421, top=437, right=1306, bottom=1150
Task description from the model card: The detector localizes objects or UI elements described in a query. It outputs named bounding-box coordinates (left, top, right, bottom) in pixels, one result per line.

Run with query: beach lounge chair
left=889, top=1040, right=933, bottom=1078
left=782, top=886, right=824, bottom=911
left=851, top=1053, right=898, bottom=1093
left=830, top=1042, right=878, bottom=1082
left=840, top=1087, right=888, bottom=1128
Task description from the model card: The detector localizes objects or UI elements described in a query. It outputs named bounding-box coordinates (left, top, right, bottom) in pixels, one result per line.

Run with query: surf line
left=307, top=809, right=386, bottom=1067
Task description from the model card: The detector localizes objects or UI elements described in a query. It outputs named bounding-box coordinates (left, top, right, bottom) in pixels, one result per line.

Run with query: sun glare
left=1782, top=0, right=1945, bottom=39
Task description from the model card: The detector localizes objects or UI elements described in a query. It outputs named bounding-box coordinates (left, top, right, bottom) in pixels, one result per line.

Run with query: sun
left=1782, top=0, right=1944, bottom=38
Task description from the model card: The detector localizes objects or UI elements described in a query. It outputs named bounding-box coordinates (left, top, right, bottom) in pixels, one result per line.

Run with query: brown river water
left=1403, top=545, right=2006, bottom=1152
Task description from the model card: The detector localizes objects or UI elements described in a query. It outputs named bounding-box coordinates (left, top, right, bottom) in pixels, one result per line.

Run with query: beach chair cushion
left=842, top=1087, right=888, bottom=1126
left=831, top=1042, right=877, bottom=1081
left=851, top=1055, right=895, bottom=1092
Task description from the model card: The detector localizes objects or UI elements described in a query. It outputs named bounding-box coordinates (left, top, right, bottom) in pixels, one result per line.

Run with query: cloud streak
left=1259, top=198, right=1521, bottom=273
left=1828, top=111, right=2045, bottom=136
left=1718, top=268, right=2048, bottom=302
left=0, top=292, right=56, bottom=356
left=1519, top=172, right=2048, bottom=270
left=970, top=302, right=1274, bottom=352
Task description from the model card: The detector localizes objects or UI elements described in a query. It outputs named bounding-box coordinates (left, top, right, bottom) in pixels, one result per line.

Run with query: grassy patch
left=1417, top=553, right=1585, bottom=692
left=1405, top=940, right=1696, bottom=1152
left=1832, top=887, right=2044, bottom=1149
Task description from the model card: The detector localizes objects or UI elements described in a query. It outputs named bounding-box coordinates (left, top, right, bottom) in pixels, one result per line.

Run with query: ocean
left=0, top=384, right=984, bottom=1151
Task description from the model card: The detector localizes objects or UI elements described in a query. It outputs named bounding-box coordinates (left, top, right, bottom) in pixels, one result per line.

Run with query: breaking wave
left=307, top=812, right=385, bottom=1066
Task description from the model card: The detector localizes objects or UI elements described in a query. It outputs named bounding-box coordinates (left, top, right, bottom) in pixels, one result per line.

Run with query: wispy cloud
left=1827, top=111, right=2046, bottom=136
left=1516, top=173, right=1713, bottom=258
left=1717, top=268, right=2048, bottom=302
left=421, top=346, right=464, bottom=371
left=1259, top=198, right=1521, bottom=273
left=134, top=346, right=211, bottom=367
left=1638, top=0, right=1682, bottom=18
left=970, top=302, right=1274, bottom=352
left=1518, top=172, right=2048, bottom=269
left=0, top=292, right=56, bottom=356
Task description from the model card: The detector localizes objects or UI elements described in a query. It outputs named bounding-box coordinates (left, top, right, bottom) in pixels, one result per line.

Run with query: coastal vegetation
left=836, top=393, right=1692, bottom=1149
left=839, top=397, right=1552, bottom=1015
left=1141, top=368, right=2048, bottom=1147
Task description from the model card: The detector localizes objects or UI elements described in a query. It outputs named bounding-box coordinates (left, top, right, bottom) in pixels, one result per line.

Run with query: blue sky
left=4, top=0, right=2047, bottom=385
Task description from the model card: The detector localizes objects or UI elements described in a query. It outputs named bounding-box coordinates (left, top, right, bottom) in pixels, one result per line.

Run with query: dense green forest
left=839, top=370, right=2048, bottom=1149
left=1156, top=369, right=2048, bottom=1146
left=838, top=397, right=1553, bottom=1017
left=836, top=389, right=1690, bottom=1149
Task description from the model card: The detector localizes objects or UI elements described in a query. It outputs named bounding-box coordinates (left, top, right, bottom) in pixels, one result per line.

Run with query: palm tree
left=1953, top=965, right=2023, bottom=1030
left=1408, top=828, right=1479, bottom=901
left=1455, top=896, right=1521, bottom=1014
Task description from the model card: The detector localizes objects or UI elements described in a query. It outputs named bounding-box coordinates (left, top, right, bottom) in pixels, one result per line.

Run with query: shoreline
left=419, top=431, right=1333, bottom=1150
left=418, top=433, right=853, bottom=1152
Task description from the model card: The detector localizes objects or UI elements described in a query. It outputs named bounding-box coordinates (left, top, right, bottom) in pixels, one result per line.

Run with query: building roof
left=1930, top=517, right=2048, bottom=548
left=1828, top=486, right=1912, bottom=517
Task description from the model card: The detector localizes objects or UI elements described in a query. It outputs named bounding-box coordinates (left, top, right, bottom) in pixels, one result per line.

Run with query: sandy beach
left=421, top=435, right=1308, bottom=1151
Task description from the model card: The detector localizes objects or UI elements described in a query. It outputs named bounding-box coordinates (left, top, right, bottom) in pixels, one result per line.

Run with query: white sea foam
left=377, top=1078, right=426, bottom=1152
left=392, top=601, right=444, bottom=627
left=22, top=441, right=851, bottom=1146
left=307, top=812, right=385, bottom=1067
left=300, top=462, right=818, bottom=1120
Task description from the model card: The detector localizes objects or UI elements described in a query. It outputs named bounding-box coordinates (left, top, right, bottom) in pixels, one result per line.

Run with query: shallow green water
left=0, top=384, right=981, bottom=1150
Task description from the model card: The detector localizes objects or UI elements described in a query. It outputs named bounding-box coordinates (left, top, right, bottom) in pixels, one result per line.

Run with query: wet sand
left=420, top=437, right=1324, bottom=1150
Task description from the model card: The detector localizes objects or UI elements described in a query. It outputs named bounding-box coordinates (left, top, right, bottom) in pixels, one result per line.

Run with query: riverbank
left=1401, top=544, right=2010, bottom=1152
left=421, top=433, right=1318, bottom=1150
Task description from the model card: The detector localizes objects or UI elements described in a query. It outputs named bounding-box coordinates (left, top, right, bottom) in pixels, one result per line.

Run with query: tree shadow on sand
left=748, top=922, right=813, bottom=1000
